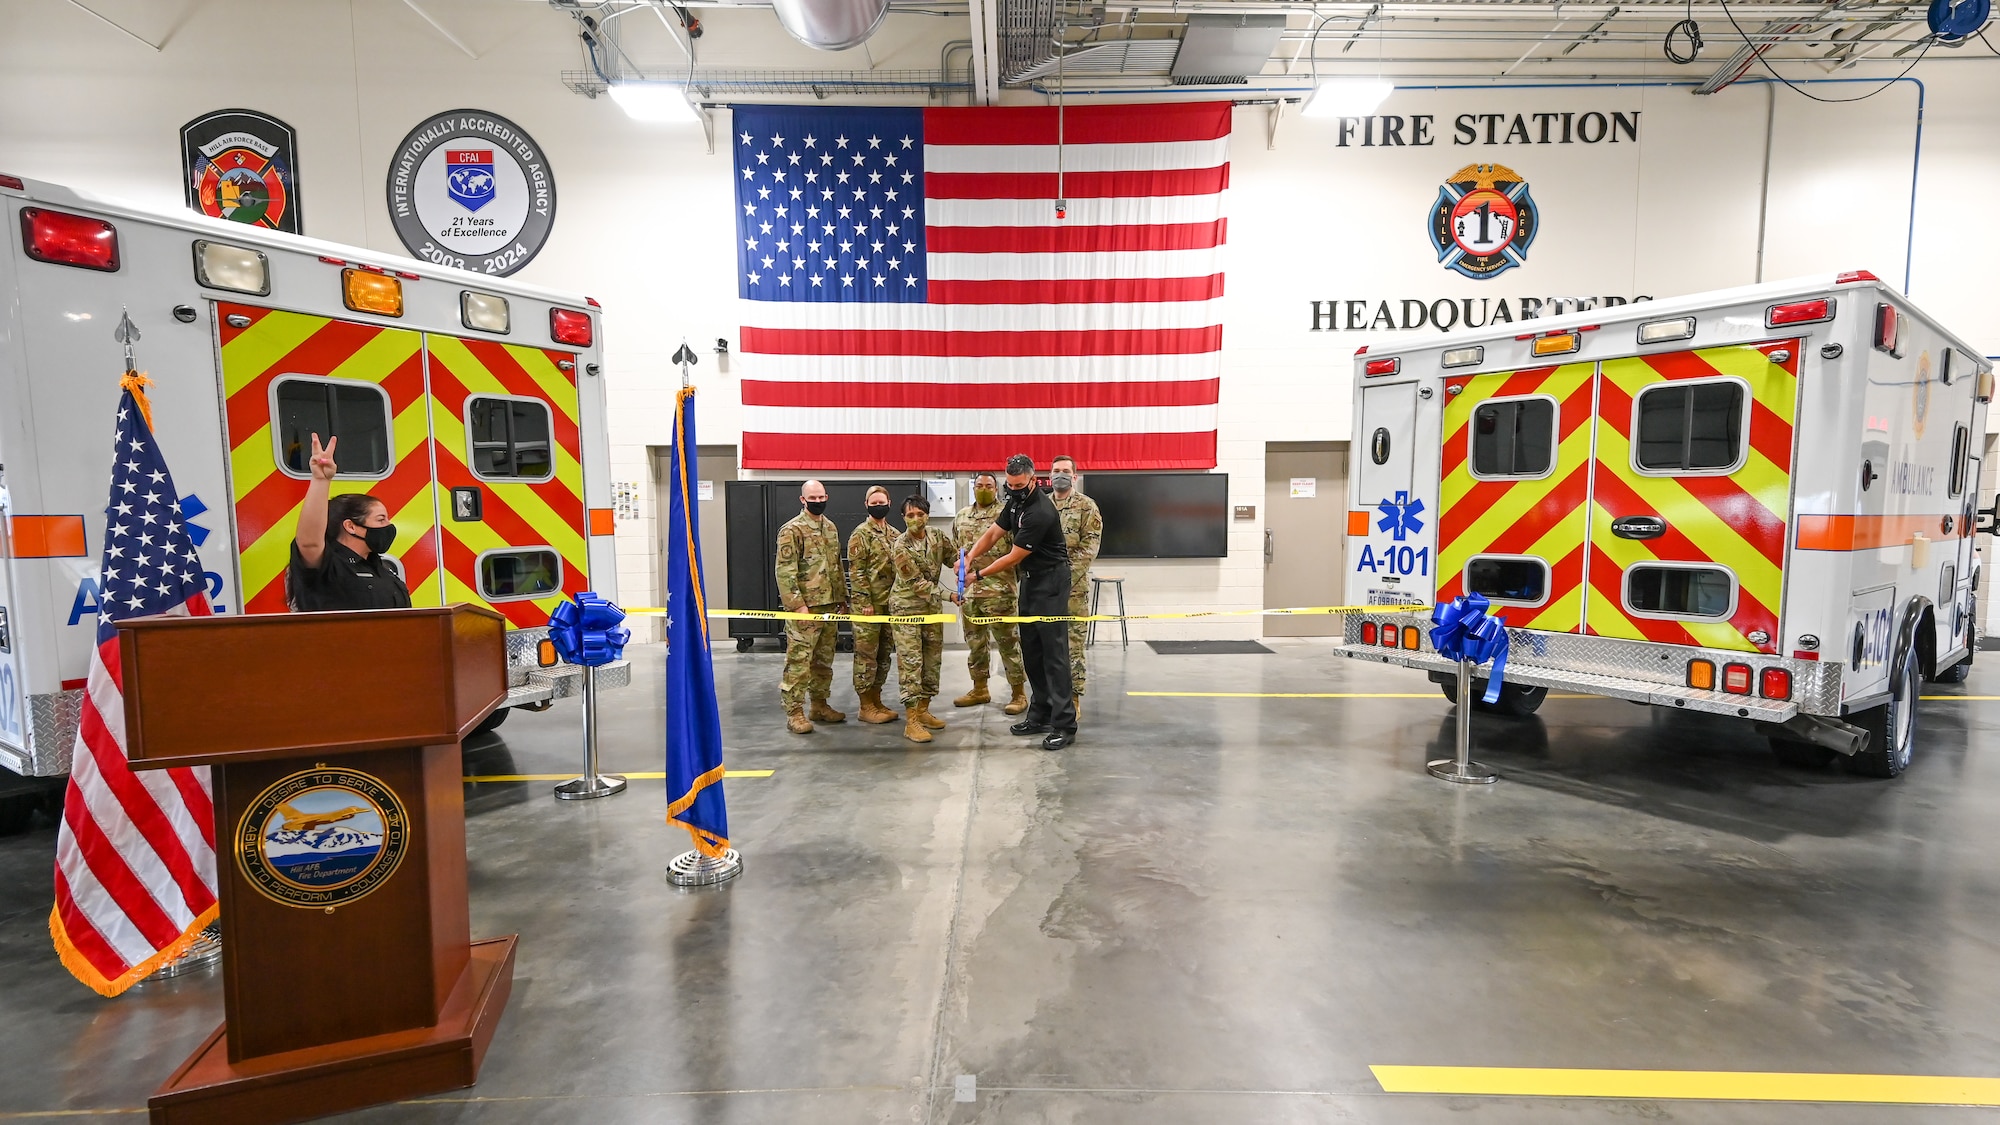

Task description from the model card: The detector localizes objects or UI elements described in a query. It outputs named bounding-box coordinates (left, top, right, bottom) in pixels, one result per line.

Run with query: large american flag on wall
left=732, top=102, right=1229, bottom=470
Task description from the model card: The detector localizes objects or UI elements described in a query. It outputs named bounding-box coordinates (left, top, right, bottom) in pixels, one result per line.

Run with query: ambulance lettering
left=0, top=662, right=20, bottom=743
left=1356, top=491, right=1430, bottom=576
left=1854, top=605, right=1894, bottom=674
left=68, top=571, right=229, bottom=624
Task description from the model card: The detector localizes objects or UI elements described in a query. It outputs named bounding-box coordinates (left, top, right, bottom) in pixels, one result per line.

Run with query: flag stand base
left=667, top=848, right=742, bottom=887
left=1427, top=656, right=1499, bottom=785
left=139, top=922, right=222, bottom=984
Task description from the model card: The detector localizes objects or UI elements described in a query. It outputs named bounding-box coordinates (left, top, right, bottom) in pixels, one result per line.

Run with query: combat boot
left=810, top=698, right=847, bottom=724
left=786, top=704, right=814, bottom=735
left=953, top=678, right=991, bottom=707
left=1003, top=679, right=1029, bottom=715
left=915, top=699, right=948, bottom=730
left=904, top=709, right=933, bottom=743
left=858, top=689, right=898, bottom=724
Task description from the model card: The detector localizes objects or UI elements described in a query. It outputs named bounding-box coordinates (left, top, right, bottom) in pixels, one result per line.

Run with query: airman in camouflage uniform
left=890, top=494, right=956, bottom=743
left=847, top=485, right=901, bottom=725
left=951, top=472, right=1028, bottom=715
left=1052, top=456, right=1103, bottom=715
left=775, top=479, right=848, bottom=734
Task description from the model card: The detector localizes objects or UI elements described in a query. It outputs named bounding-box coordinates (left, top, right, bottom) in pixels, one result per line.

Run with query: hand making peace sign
left=309, top=433, right=339, bottom=481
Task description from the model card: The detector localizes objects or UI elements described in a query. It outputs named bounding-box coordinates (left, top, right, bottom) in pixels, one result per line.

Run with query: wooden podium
left=119, top=606, right=516, bottom=1125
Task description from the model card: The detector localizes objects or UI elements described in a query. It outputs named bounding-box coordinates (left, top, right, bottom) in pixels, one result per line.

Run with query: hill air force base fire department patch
left=1430, top=163, right=1538, bottom=280
left=387, top=109, right=557, bottom=277
left=181, top=109, right=302, bottom=234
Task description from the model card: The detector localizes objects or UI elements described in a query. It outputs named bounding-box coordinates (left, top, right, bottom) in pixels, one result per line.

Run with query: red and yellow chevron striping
left=217, top=305, right=442, bottom=615
left=425, top=334, right=587, bottom=628
left=1584, top=341, right=1797, bottom=653
left=1438, top=361, right=1596, bottom=632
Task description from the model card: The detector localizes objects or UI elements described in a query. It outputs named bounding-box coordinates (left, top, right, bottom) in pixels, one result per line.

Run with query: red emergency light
left=1766, top=298, right=1832, bottom=327
left=0, top=174, right=25, bottom=190
left=21, top=207, right=118, bottom=272
left=1875, top=303, right=1900, bottom=354
left=1760, top=667, right=1792, bottom=701
left=551, top=308, right=594, bottom=347
left=1835, top=270, right=1880, bottom=284
left=1364, top=357, right=1401, bottom=377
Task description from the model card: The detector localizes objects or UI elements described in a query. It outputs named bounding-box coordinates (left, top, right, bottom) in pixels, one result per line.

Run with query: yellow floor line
left=1128, top=691, right=1594, bottom=699
left=1370, top=1065, right=2000, bottom=1106
left=1136, top=691, right=2000, bottom=703
left=464, top=770, right=774, bottom=782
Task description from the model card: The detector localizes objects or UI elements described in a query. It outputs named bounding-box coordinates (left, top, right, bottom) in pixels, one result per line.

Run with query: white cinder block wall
left=4, top=2, right=1998, bottom=639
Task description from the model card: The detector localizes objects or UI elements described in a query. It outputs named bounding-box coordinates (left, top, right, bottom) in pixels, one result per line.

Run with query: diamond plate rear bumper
left=1337, top=612, right=1842, bottom=723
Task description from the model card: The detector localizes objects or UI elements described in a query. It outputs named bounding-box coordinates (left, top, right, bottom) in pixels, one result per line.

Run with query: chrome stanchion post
left=1428, top=656, right=1498, bottom=785
left=556, top=663, right=626, bottom=800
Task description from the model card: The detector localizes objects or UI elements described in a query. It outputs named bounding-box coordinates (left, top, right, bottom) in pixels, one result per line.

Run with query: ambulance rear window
left=1627, top=565, right=1733, bottom=618
left=273, top=378, right=393, bottom=478
left=467, top=396, right=555, bottom=482
left=1470, top=398, right=1555, bottom=478
left=479, top=548, right=562, bottom=601
left=1466, top=556, right=1548, bottom=606
left=1634, top=381, right=1744, bottom=472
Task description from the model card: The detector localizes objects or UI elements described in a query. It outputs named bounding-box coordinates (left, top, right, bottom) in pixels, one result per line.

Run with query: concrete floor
left=3, top=637, right=2000, bottom=1123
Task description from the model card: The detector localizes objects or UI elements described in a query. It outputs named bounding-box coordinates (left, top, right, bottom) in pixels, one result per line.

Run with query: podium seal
left=236, top=767, right=410, bottom=910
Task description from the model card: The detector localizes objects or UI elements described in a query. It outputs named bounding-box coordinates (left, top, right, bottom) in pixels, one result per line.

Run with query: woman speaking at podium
left=288, top=433, right=412, bottom=612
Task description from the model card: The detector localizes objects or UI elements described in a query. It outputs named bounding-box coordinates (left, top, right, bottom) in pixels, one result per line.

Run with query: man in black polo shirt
left=961, top=454, right=1074, bottom=750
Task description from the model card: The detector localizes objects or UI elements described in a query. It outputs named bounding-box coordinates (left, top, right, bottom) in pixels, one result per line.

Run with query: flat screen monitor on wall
left=1083, top=472, right=1229, bottom=559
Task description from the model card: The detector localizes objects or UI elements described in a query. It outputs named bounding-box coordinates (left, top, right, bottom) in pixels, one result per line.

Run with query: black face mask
left=805, top=499, right=828, bottom=516
left=355, top=523, right=397, bottom=555
left=866, top=503, right=891, bottom=520
left=1006, top=483, right=1033, bottom=501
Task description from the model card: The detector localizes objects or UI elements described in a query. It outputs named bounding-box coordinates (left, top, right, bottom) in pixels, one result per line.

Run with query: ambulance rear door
left=1349, top=379, right=1431, bottom=605
left=214, top=304, right=444, bottom=613
left=1435, top=360, right=1596, bottom=631
left=1585, top=340, right=1800, bottom=655
left=423, top=334, right=589, bottom=628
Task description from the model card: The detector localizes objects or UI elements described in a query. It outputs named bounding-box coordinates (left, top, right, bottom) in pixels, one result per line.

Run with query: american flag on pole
left=50, top=374, right=219, bottom=996
left=732, top=102, right=1230, bottom=470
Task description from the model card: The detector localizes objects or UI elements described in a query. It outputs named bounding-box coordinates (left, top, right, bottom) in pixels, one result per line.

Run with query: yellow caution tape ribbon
left=618, top=604, right=1430, bottom=625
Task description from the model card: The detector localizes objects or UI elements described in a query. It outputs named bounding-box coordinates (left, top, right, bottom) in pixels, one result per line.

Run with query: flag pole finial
left=112, top=309, right=155, bottom=429
left=113, top=308, right=140, bottom=372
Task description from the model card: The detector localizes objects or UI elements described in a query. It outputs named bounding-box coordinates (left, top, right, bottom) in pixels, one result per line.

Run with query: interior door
left=1264, top=442, right=1346, bottom=637
left=1585, top=341, right=1799, bottom=654
left=215, top=304, right=441, bottom=614
left=424, top=334, right=588, bottom=628
left=1436, top=361, right=1596, bottom=632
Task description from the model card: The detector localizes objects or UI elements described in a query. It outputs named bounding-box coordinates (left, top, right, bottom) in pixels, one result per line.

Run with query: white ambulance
left=1339, top=272, right=1991, bottom=778
left=0, top=173, right=626, bottom=802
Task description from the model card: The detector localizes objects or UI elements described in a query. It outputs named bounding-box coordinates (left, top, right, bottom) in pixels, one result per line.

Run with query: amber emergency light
left=343, top=269, right=404, bottom=317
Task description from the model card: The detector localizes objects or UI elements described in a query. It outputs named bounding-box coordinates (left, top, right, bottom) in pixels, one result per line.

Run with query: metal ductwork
left=770, top=0, right=889, bottom=51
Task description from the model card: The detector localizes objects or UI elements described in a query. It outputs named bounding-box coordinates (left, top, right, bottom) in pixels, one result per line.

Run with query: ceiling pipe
left=771, top=0, right=891, bottom=48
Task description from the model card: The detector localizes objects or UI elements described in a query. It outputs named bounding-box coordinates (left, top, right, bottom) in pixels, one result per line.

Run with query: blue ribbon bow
left=1429, top=593, right=1510, bottom=704
left=548, top=591, right=631, bottom=667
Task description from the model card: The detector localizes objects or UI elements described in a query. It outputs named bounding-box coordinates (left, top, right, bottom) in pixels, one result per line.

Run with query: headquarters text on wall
left=1331, top=111, right=1641, bottom=148
left=1310, top=295, right=1653, bottom=333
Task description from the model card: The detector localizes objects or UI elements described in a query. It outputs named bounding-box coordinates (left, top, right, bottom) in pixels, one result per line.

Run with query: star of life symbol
left=1376, top=491, right=1426, bottom=541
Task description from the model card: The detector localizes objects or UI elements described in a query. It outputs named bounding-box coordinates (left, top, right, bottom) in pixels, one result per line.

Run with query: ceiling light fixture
left=1300, top=77, right=1394, bottom=118
left=609, top=82, right=701, bottom=123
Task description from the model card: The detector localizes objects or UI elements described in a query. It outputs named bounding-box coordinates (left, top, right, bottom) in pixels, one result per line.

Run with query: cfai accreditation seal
left=236, top=766, right=409, bottom=910
left=386, top=109, right=556, bottom=277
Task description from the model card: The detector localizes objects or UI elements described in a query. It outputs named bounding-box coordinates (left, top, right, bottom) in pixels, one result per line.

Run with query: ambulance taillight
left=1686, top=659, right=1715, bottom=691
left=193, top=241, right=269, bottom=295
left=551, top=308, right=594, bottom=347
left=1759, top=668, right=1791, bottom=701
left=1361, top=623, right=1378, bottom=645
left=1874, top=303, right=1900, bottom=354
left=1766, top=298, right=1832, bottom=328
left=1721, top=662, right=1753, bottom=695
left=1401, top=626, right=1421, bottom=651
left=21, top=207, right=118, bottom=271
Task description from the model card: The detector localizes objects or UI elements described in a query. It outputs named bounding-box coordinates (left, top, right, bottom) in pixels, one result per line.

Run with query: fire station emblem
left=237, top=766, right=408, bottom=911
left=387, top=109, right=557, bottom=277
left=1429, top=163, right=1539, bottom=280
left=180, top=109, right=302, bottom=235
